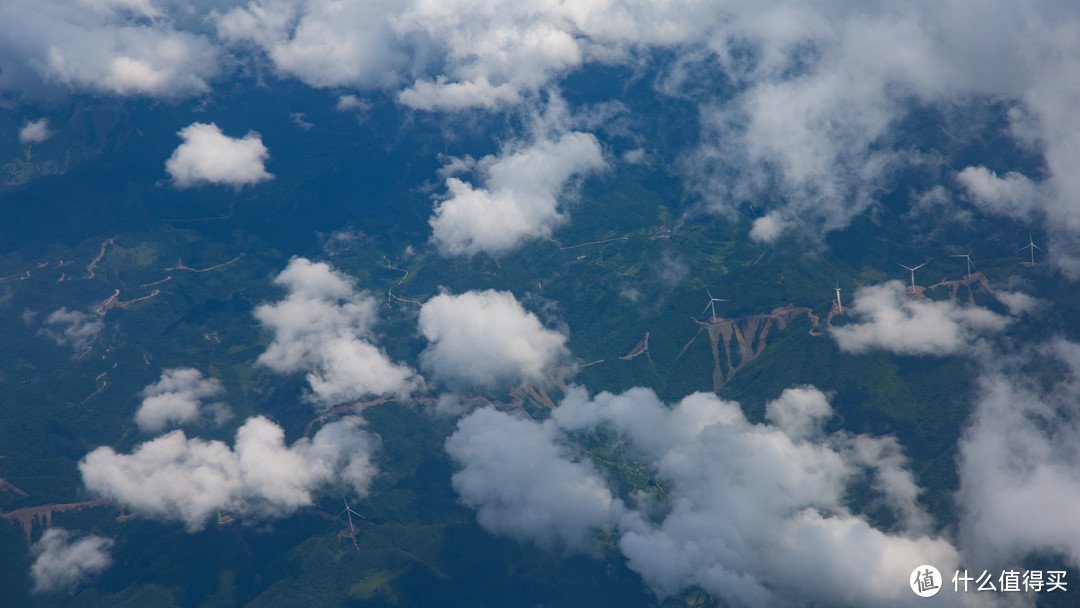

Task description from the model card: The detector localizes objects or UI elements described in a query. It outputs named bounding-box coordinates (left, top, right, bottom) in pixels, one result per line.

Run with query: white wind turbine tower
left=898, top=261, right=928, bottom=290
left=701, top=287, right=728, bottom=321
left=1019, top=232, right=1043, bottom=266
left=834, top=279, right=843, bottom=313
left=340, top=498, right=362, bottom=535
left=951, top=251, right=975, bottom=277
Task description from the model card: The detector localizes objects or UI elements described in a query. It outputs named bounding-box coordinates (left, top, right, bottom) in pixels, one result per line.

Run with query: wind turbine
left=898, top=261, right=928, bottom=289
left=951, top=251, right=975, bottom=277
left=701, top=288, right=728, bottom=320
left=834, top=279, right=843, bottom=313
left=1019, top=232, right=1043, bottom=266
left=340, top=498, right=362, bottom=535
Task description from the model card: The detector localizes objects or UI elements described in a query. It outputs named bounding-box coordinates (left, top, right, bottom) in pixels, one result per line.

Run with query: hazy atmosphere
left=2, top=1, right=1080, bottom=606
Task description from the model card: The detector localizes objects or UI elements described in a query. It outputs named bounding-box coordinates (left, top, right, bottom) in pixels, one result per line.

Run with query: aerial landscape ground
left=3, top=2, right=1080, bottom=607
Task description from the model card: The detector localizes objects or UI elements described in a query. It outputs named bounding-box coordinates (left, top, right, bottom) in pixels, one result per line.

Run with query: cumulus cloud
left=418, top=290, right=568, bottom=389
left=134, top=368, right=230, bottom=434
left=830, top=281, right=1010, bottom=356
left=448, top=385, right=959, bottom=606
left=957, top=339, right=1080, bottom=568
left=255, top=257, right=419, bottom=406
left=31, top=528, right=113, bottom=594
left=446, top=408, right=621, bottom=552
left=19, top=118, right=53, bottom=144
left=165, top=122, right=273, bottom=189
left=429, top=131, right=606, bottom=256
left=80, top=415, right=378, bottom=531
left=39, top=307, right=102, bottom=352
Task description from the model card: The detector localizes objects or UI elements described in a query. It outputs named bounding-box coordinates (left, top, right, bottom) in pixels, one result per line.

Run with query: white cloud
left=994, top=290, right=1043, bottom=317
left=446, top=408, right=621, bottom=552
left=449, top=385, right=960, bottom=606
left=215, top=0, right=405, bottom=90
left=0, top=0, right=220, bottom=98
left=134, top=368, right=230, bottom=434
left=165, top=122, right=273, bottom=189
left=956, top=166, right=1041, bottom=220
left=830, top=281, right=1010, bottom=356
left=289, top=111, right=313, bottom=130
left=80, top=415, right=378, bottom=531
left=621, top=148, right=646, bottom=164
left=958, top=339, right=1080, bottom=568
left=255, top=257, right=419, bottom=406
left=335, top=94, right=369, bottom=113
left=31, top=528, right=113, bottom=594
left=429, top=131, right=606, bottom=256
left=39, top=307, right=102, bottom=352
left=19, top=118, right=53, bottom=144
left=748, top=212, right=789, bottom=244
left=6, top=2, right=1080, bottom=275
left=418, top=290, right=568, bottom=389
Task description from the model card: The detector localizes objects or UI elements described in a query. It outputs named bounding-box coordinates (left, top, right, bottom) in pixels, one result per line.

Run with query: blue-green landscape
left=2, top=3, right=1080, bottom=607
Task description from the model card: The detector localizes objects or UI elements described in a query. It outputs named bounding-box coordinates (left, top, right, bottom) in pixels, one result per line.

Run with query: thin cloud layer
left=448, top=385, right=960, bottom=606
left=31, top=528, right=113, bottom=594
left=134, top=368, right=231, bottom=434
left=80, top=415, right=378, bottom=531
left=429, top=132, right=606, bottom=256
left=418, top=290, right=568, bottom=389
left=255, top=257, right=419, bottom=406
left=3, top=2, right=1080, bottom=273
left=0, top=0, right=219, bottom=98
left=958, top=339, right=1080, bottom=568
left=956, top=166, right=1042, bottom=221
left=830, top=281, right=1010, bottom=356
left=165, top=122, right=273, bottom=189
left=217, top=0, right=406, bottom=90
left=39, top=307, right=103, bottom=352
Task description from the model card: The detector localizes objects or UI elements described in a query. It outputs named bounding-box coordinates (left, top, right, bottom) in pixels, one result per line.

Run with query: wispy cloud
left=958, top=339, right=1080, bottom=567
left=39, top=307, right=102, bottom=352
left=31, top=528, right=113, bottom=594
left=830, top=281, right=1010, bottom=356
